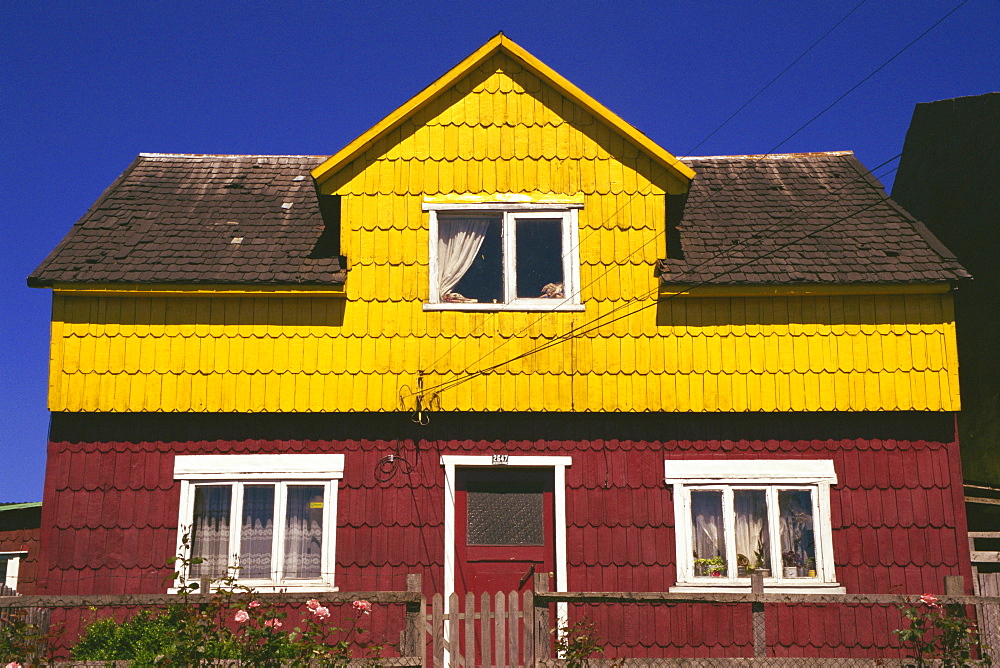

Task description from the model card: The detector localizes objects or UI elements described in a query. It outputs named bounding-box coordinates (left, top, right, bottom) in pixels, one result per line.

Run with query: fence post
left=402, top=573, right=425, bottom=666
left=944, top=575, right=965, bottom=595
left=523, top=587, right=535, bottom=668
left=751, top=572, right=766, bottom=658
left=533, top=572, right=551, bottom=662
left=944, top=574, right=967, bottom=629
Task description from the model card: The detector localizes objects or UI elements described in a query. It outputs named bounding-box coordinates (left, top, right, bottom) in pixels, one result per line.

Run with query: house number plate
left=491, top=454, right=509, bottom=465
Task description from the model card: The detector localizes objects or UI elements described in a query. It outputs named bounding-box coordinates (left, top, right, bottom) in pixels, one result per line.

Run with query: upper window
left=424, top=203, right=583, bottom=311
left=665, top=460, right=843, bottom=593
left=173, top=454, right=344, bottom=592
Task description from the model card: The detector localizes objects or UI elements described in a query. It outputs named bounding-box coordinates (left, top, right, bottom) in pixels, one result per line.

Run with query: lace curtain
left=690, top=491, right=725, bottom=561
left=438, top=218, right=489, bottom=299
left=779, top=490, right=816, bottom=567
left=283, top=486, right=324, bottom=579
left=734, top=490, right=771, bottom=571
left=240, top=485, right=275, bottom=579
left=190, top=486, right=231, bottom=580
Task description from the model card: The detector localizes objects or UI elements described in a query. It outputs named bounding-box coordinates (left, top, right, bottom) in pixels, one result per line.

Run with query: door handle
left=518, top=563, right=536, bottom=590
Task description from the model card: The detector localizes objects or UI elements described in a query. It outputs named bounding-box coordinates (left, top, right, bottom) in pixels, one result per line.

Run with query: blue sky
left=2, top=1, right=997, bottom=502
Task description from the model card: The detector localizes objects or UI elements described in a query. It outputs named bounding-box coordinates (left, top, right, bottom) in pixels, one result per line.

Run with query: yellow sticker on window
left=309, top=502, right=324, bottom=509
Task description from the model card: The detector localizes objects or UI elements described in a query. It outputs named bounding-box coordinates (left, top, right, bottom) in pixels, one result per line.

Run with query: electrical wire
left=679, top=0, right=872, bottom=158
left=404, top=131, right=986, bottom=403
left=414, top=1, right=878, bottom=376
left=411, top=0, right=969, bottom=389
left=404, top=147, right=912, bottom=400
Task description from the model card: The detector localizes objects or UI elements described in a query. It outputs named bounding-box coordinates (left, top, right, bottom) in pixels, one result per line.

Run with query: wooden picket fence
left=427, top=586, right=551, bottom=668
left=4, top=573, right=1000, bottom=667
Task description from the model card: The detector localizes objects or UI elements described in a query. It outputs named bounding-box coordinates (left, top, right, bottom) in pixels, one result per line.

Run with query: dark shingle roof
left=28, top=154, right=346, bottom=287
left=659, top=151, right=969, bottom=285
left=30, top=150, right=966, bottom=289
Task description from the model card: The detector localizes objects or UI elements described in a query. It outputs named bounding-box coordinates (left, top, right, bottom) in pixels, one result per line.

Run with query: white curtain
left=734, top=490, right=770, bottom=571
left=779, top=490, right=815, bottom=568
left=438, top=219, right=489, bottom=299
left=690, top=491, right=725, bottom=562
left=283, top=486, right=324, bottom=579
left=240, top=485, right=274, bottom=579
left=190, top=486, right=231, bottom=580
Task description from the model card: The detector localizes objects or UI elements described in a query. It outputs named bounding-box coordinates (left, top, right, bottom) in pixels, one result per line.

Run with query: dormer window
left=424, top=202, right=584, bottom=311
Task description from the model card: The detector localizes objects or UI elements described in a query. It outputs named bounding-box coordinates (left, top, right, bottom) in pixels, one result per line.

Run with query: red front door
left=455, top=467, right=555, bottom=598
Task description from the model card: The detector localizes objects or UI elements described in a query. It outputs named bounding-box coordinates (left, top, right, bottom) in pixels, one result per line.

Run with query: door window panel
left=467, top=489, right=544, bottom=545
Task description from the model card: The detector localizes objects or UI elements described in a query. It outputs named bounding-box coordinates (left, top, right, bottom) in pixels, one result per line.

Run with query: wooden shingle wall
left=48, top=291, right=959, bottom=413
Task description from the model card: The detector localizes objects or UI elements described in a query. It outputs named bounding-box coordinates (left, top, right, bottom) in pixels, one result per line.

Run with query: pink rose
left=919, top=593, right=940, bottom=608
left=234, top=609, right=250, bottom=623
left=352, top=599, right=372, bottom=615
left=306, top=598, right=321, bottom=610
left=249, top=600, right=261, bottom=608
left=7, top=663, right=24, bottom=668
left=312, top=605, right=331, bottom=619
left=264, top=618, right=282, bottom=628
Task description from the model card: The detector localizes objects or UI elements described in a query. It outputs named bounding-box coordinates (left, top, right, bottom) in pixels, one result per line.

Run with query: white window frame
left=423, top=202, right=584, bottom=312
left=173, top=454, right=344, bottom=593
left=0, top=551, right=27, bottom=593
left=665, top=459, right=844, bottom=594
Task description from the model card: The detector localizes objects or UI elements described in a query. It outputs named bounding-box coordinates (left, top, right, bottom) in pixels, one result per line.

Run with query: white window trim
left=440, top=455, right=572, bottom=665
left=1, top=551, right=27, bottom=592
left=665, top=459, right=844, bottom=594
left=424, top=202, right=584, bottom=312
left=173, top=454, right=344, bottom=593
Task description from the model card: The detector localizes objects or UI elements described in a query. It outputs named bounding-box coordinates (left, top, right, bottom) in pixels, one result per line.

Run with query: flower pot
left=783, top=566, right=798, bottom=578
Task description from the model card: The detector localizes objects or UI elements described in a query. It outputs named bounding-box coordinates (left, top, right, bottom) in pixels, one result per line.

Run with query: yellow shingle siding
left=46, top=53, right=961, bottom=413
left=50, top=292, right=960, bottom=412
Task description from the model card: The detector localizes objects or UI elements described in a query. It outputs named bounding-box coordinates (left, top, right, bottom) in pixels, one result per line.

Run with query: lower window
left=665, top=459, right=843, bottom=593
left=173, top=454, right=343, bottom=592
left=0, top=552, right=26, bottom=594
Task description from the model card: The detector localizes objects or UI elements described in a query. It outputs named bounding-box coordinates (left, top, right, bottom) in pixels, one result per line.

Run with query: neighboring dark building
left=893, top=92, right=1000, bottom=489
left=892, top=92, right=1000, bottom=601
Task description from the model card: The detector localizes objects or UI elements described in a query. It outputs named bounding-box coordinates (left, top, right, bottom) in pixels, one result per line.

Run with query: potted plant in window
left=750, top=536, right=770, bottom=577
left=694, top=556, right=726, bottom=577
left=782, top=550, right=802, bottom=578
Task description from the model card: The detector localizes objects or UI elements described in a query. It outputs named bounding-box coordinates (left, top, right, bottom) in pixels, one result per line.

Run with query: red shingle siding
left=39, top=411, right=972, bottom=656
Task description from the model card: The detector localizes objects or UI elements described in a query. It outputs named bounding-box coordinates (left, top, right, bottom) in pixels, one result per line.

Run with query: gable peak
left=311, top=34, right=694, bottom=189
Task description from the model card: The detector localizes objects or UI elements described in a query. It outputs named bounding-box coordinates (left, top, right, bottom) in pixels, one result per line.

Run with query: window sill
left=170, top=584, right=339, bottom=594
left=670, top=581, right=845, bottom=595
left=424, top=302, right=585, bottom=312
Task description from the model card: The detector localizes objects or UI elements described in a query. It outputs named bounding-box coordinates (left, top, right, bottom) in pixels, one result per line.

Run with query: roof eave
left=311, top=33, right=695, bottom=192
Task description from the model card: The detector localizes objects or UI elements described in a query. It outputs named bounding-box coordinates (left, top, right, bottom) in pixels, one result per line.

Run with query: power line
left=405, top=0, right=971, bottom=406
left=416, top=1, right=879, bottom=374
left=680, top=0, right=871, bottom=158
left=406, top=135, right=979, bottom=403
left=404, top=148, right=908, bottom=401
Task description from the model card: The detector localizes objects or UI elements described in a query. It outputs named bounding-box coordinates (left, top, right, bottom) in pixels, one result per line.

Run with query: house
left=28, top=34, right=975, bottom=657
left=0, top=502, right=42, bottom=595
